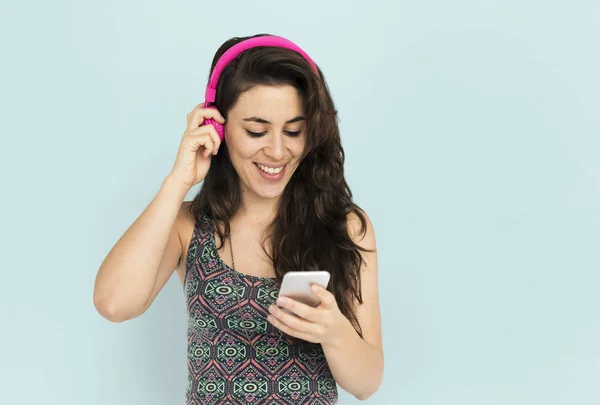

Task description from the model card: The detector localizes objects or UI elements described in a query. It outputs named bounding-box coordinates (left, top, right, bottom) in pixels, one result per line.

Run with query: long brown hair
left=190, top=34, right=370, bottom=337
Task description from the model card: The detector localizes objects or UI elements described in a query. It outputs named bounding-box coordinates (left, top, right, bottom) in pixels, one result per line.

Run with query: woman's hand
left=268, top=284, right=350, bottom=346
left=168, top=104, right=225, bottom=190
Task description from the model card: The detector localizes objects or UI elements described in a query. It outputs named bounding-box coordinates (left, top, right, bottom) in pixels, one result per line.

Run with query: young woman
left=94, top=33, right=383, bottom=404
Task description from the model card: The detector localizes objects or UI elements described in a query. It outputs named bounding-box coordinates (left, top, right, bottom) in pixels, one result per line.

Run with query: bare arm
left=267, top=211, right=384, bottom=400
left=320, top=211, right=384, bottom=400
left=93, top=104, right=225, bottom=322
left=93, top=175, right=189, bottom=322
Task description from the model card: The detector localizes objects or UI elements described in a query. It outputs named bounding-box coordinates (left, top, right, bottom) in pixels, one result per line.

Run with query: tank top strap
left=184, top=213, right=212, bottom=282
left=193, top=213, right=214, bottom=248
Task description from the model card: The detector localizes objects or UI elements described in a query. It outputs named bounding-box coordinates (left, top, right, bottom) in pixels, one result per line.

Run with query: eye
left=246, top=130, right=266, bottom=138
left=285, top=130, right=301, bottom=137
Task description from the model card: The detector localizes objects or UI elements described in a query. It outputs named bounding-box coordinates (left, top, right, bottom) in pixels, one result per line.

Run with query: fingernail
left=269, top=305, right=277, bottom=313
left=277, top=297, right=287, bottom=305
left=311, top=285, right=319, bottom=292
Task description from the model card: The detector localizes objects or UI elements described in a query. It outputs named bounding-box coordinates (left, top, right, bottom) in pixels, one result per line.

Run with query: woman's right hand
left=168, top=104, right=225, bottom=190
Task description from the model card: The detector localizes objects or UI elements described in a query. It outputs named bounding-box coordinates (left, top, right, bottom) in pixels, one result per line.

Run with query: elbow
left=354, top=385, right=381, bottom=401
left=354, top=362, right=384, bottom=401
left=94, top=295, right=125, bottom=322
left=355, top=394, right=372, bottom=401
left=93, top=293, right=142, bottom=323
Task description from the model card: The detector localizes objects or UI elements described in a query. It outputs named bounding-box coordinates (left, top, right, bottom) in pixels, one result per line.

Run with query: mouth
left=253, top=162, right=286, bottom=181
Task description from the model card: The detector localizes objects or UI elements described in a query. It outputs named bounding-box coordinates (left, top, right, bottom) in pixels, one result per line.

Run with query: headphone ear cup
left=203, top=105, right=225, bottom=141
left=204, top=118, right=225, bottom=141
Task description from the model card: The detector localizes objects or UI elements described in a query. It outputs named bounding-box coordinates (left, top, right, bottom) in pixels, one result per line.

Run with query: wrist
left=324, top=315, right=354, bottom=349
left=162, top=174, right=190, bottom=200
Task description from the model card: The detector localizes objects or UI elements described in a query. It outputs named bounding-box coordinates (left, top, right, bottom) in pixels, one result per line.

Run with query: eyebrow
left=242, top=116, right=306, bottom=124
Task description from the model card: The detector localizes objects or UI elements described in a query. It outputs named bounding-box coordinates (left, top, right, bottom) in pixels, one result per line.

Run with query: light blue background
left=1, top=0, right=599, bottom=404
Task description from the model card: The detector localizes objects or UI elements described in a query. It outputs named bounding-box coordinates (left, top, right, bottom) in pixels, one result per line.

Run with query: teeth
left=257, top=164, right=283, bottom=174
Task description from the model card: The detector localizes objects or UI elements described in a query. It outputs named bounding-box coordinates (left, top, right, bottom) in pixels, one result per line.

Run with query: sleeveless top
left=184, top=214, right=339, bottom=405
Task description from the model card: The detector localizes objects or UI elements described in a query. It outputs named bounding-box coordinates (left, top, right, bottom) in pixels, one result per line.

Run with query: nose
left=264, top=131, right=285, bottom=161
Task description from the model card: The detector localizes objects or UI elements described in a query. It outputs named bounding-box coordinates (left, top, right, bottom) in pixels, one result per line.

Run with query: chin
left=241, top=162, right=296, bottom=201
left=250, top=184, right=287, bottom=200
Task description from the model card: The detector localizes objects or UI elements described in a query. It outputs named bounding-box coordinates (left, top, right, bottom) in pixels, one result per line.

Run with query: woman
left=94, top=33, right=383, bottom=404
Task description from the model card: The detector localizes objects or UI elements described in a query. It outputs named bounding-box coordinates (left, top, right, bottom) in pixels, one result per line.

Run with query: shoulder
left=177, top=200, right=195, bottom=225
left=346, top=208, right=377, bottom=251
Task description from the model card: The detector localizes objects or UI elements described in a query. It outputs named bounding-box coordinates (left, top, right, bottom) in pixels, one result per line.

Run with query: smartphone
left=278, top=270, right=331, bottom=311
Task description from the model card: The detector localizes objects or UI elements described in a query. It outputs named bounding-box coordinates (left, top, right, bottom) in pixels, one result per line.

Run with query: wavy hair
left=189, top=33, right=370, bottom=337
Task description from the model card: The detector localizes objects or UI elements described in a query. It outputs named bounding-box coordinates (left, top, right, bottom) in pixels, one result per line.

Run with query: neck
left=237, top=191, right=280, bottom=225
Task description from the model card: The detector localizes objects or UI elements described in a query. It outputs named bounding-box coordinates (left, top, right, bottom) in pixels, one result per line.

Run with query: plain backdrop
left=1, top=0, right=599, bottom=404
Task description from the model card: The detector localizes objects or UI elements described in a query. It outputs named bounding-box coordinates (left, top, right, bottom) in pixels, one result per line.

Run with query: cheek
left=291, top=139, right=307, bottom=159
left=226, top=131, right=259, bottom=161
left=227, top=143, right=263, bottom=176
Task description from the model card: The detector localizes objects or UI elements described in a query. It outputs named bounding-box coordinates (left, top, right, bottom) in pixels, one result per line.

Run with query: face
left=224, top=84, right=306, bottom=202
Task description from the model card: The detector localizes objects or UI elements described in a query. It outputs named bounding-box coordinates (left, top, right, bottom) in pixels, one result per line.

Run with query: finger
left=187, top=124, right=222, bottom=155
left=268, top=304, right=316, bottom=334
left=200, top=136, right=215, bottom=158
left=186, top=102, right=204, bottom=117
left=267, top=314, right=315, bottom=343
left=275, top=296, right=319, bottom=322
left=184, top=133, right=214, bottom=158
left=186, top=105, right=225, bottom=131
left=311, top=284, right=335, bottom=308
left=185, top=103, right=204, bottom=126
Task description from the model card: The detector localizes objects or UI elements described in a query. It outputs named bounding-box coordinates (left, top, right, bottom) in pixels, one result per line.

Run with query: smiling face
left=224, top=84, right=307, bottom=202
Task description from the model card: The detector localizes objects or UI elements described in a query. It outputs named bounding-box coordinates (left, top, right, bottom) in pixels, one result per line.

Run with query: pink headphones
left=202, top=35, right=319, bottom=141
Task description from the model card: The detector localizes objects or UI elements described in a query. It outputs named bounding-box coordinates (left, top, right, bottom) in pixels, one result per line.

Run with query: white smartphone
left=278, top=270, right=331, bottom=310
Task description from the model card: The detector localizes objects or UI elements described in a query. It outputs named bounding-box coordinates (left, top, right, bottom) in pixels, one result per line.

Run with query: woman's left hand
left=267, top=284, right=350, bottom=345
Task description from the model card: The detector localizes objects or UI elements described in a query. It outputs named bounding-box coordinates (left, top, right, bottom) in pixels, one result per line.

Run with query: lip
left=254, top=162, right=286, bottom=181
left=255, top=162, right=286, bottom=169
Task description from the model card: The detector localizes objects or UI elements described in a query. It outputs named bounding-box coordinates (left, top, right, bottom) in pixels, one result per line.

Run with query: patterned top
left=184, top=214, right=338, bottom=404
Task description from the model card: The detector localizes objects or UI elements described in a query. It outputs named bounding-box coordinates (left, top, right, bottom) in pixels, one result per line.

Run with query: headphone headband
left=204, top=35, right=319, bottom=103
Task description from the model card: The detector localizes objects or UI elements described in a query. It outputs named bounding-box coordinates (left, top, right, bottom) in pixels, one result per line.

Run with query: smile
left=255, top=163, right=284, bottom=174
left=253, top=162, right=287, bottom=181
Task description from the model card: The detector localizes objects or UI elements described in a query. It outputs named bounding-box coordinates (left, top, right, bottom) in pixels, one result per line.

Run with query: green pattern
left=184, top=215, right=338, bottom=404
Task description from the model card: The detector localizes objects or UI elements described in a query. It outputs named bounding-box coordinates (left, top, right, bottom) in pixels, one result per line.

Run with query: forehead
left=229, top=84, right=304, bottom=120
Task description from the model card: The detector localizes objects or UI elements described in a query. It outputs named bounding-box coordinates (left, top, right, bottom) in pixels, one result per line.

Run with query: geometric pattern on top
left=184, top=214, right=339, bottom=404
